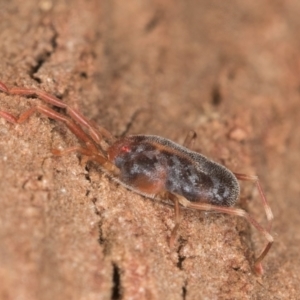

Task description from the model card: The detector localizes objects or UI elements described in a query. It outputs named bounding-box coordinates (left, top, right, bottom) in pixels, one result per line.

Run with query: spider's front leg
left=0, top=80, right=115, bottom=144
left=0, top=80, right=119, bottom=177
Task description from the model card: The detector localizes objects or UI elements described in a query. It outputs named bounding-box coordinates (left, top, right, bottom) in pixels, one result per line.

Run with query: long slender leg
left=156, top=191, right=183, bottom=247
left=0, top=81, right=119, bottom=176
left=234, top=173, right=273, bottom=232
left=169, top=194, right=182, bottom=247
left=0, top=81, right=115, bottom=145
left=0, top=101, right=119, bottom=177
left=0, top=104, right=100, bottom=153
left=183, top=130, right=197, bottom=149
left=0, top=81, right=9, bottom=93
left=183, top=201, right=273, bottom=275
left=52, top=146, right=120, bottom=179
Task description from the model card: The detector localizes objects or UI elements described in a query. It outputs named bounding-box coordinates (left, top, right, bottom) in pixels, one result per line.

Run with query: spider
left=0, top=80, right=273, bottom=275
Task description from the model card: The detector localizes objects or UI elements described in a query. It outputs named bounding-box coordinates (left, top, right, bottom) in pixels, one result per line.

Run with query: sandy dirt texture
left=0, top=0, right=299, bottom=299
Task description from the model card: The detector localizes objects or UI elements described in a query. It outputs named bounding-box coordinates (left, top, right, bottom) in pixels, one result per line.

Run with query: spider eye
left=121, top=145, right=131, bottom=153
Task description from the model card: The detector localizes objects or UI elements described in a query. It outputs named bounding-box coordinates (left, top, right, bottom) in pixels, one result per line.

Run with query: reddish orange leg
left=0, top=81, right=9, bottom=93
left=156, top=192, right=183, bottom=247
left=183, top=130, right=197, bottom=149
left=183, top=201, right=273, bottom=275
left=0, top=80, right=119, bottom=178
left=0, top=80, right=114, bottom=145
left=233, top=173, right=273, bottom=274
left=0, top=103, right=99, bottom=153
left=169, top=194, right=182, bottom=248
left=0, top=103, right=117, bottom=174
left=53, top=146, right=119, bottom=176
left=234, top=173, right=273, bottom=232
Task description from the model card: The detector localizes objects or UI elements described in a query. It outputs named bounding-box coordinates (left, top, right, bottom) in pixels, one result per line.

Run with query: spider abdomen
left=108, top=135, right=240, bottom=206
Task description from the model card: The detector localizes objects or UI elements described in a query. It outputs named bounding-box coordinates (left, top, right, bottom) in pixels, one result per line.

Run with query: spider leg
left=0, top=104, right=98, bottom=152
left=183, top=130, right=197, bottom=149
left=0, top=81, right=9, bottom=93
left=0, top=81, right=118, bottom=174
left=0, top=81, right=115, bottom=145
left=169, top=193, right=182, bottom=247
left=156, top=191, right=183, bottom=247
left=182, top=200, right=273, bottom=275
left=234, top=173, right=273, bottom=232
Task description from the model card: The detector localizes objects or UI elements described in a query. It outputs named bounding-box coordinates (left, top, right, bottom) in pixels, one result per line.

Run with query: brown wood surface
left=0, top=1, right=299, bottom=299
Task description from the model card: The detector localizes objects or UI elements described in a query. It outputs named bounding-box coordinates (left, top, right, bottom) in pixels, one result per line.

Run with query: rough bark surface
left=0, top=1, right=299, bottom=299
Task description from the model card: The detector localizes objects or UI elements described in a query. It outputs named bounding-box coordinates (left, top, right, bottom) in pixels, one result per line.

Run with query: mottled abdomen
left=108, top=135, right=240, bottom=207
